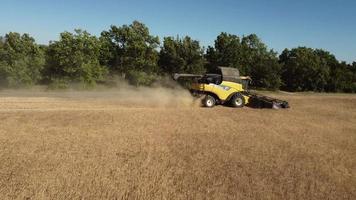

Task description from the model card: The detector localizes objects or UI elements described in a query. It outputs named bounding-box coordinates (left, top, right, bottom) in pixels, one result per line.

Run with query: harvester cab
left=173, top=66, right=289, bottom=109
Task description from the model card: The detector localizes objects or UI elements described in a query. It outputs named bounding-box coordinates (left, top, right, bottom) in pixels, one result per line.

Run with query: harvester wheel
left=230, top=93, right=245, bottom=108
left=202, top=95, right=216, bottom=108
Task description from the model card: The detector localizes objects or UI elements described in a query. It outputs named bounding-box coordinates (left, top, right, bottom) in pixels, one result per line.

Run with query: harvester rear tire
left=202, top=95, right=216, bottom=108
left=230, top=93, right=245, bottom=108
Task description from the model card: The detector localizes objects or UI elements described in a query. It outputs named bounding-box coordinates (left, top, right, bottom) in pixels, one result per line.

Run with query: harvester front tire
left=202, top=95, right=216, bottom=108
left=230, top=93, right=245, bottom=108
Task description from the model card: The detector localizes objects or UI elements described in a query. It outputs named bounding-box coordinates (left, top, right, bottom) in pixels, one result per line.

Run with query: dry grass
left=0, top=90, right=355, bottom=199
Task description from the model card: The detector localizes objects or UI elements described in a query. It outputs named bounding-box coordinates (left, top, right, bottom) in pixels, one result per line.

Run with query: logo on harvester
left=208, top=83, right=230, bottom=91
left=208, top=83, right=231, bottom=91
left=217, top=85, right=231, bottom=91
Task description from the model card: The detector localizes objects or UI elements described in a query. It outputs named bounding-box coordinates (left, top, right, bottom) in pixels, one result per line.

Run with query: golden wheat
left=0, top=91, right=355, bottom=199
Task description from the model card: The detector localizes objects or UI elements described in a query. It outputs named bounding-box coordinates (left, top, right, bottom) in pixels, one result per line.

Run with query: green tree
left=205, top=33, right=242, bottom=73
left=159, top=36, right=205, bottom=74
left=251, top=56, right=281, bottom=89
left=0, top=32, right=44, bottom=87
left=352, top=62, right=356, bottom=92
left=99, top=21, right=160, bottom=74
left=44, top=30, right=107, bottom=88
left=280, top=48, right=355, bottom=92
left=0, top=36, right=3, bottom=48
left=331, top=62, right=354, bottom=92
left=241, top=34, right=281, bottom=89
left=99, top=21, right=160, bottom=86
left=352, top=62, right=356, bottom=80
left=0, top=36, right=4, bottom=84
left=279, top=47, right=330, bottom=91
left=314, top=49, right=348, bottom=92
left=206, top=33, right=281, bottom=89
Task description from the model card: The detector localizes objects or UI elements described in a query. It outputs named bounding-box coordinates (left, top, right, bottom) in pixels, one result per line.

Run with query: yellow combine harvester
left=173, top=67, right=289, bottom=109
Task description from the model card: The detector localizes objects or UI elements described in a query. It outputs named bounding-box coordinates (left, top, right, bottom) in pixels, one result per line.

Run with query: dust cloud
left=0, top=78, right=200, bottom=108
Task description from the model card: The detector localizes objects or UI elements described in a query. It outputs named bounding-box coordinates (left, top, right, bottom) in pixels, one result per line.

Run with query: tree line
left=1, top=21, right=355, bottom=92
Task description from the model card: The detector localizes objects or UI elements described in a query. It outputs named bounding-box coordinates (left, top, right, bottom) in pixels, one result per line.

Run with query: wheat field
left=0, top=89, right=355, bottom=199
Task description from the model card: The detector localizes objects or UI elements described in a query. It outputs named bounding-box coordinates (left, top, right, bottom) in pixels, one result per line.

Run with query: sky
left=1, top=0, right=355, bottom=63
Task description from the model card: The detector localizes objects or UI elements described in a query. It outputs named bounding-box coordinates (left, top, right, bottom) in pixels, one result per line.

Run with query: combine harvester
left=173, top=67, right=289, bottom=109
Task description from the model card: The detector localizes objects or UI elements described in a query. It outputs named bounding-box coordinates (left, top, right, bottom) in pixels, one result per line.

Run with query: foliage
left=99, top=21, right=160, bottom=74
left=206, top=33, right=281, bottom=89
left=1, top=21, right=355, bottom=92
left=44, top=30, right=108, bottom=88
left=205, top=33, right=242, bottom=72
left=280, top=47, right=327, bottom=91
left=0, top=32, right=44, bottom=87
left=159, top=36, right=205, bottom=74
left=126, top=70, right=157, bottom=86
left=280, top=47, right=355, bottom=92
left=47, top=77, right=70, bottom=89
left=251, top=56, right=281, bottom=90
